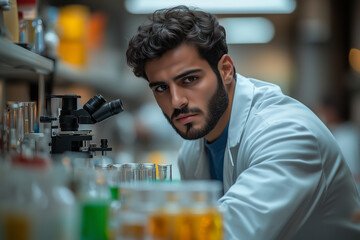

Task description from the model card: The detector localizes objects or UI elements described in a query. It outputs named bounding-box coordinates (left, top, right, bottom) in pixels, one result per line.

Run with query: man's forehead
left=145, top=44, right=206, bottom=82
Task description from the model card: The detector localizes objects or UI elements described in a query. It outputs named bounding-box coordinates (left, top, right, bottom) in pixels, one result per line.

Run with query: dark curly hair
left=126, top=5, right=231, bottom=80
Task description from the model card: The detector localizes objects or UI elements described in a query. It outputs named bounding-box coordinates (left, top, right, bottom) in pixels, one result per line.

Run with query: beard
left=163, top=77, right=229, bottom=140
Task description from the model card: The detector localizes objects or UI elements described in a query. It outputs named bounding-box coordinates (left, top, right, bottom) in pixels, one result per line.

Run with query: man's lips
left=175, top=114, right=198, bottom=125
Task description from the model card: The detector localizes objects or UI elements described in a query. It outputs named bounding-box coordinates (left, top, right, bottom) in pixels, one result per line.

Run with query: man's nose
left=170, top=85, right=187, bottom=109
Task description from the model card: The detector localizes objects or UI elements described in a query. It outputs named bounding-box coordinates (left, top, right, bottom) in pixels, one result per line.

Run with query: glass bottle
left=31, top=18, right=45, bottom=54
left=78, top=169, right=111, bottom=240
left=18, top=11, right=29, bottom=43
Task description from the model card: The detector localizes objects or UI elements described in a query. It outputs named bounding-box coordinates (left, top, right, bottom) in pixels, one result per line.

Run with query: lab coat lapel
left=228, top=74, right=254, bottom=148
left=223, top=74, right=254, bottom=192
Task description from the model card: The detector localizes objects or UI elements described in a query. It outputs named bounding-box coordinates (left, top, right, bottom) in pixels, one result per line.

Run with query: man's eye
left=154, top=85, right=168, bottom=93
left=183, top=76, right=198, bottom=83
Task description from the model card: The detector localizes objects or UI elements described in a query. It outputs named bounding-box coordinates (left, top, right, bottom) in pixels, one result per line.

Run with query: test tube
left=17, top=102, right=24, bottom=145
left=139, top=163, right=156, bottom=182
left=23, top=102, right=36, bottom=134
left=1, top=111, right=8, bottom=153
left=157, top=164, right=172, bottom=182
left=7, top=103, right=18, bottom=151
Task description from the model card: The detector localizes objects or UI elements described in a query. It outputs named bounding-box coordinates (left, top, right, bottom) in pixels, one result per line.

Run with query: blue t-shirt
left=204, top=123, right=229, bottom=183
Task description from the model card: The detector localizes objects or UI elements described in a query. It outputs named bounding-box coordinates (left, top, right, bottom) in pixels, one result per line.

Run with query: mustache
left=171, top=107, right=202, bottom=121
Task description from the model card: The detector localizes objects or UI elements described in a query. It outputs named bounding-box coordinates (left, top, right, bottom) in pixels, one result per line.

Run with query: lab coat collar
left=193, top=74, right=254, bottom=178
left=223, top=74, right=254, bottom=191
left=227, top=74, right=254, bottom=161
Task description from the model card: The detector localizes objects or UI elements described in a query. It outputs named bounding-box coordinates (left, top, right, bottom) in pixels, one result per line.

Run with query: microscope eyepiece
left=83, top=94, right=106, bottom=114
left=109, top=99, right=123, bottom=114
left=92, top=99, right=124, bottom=123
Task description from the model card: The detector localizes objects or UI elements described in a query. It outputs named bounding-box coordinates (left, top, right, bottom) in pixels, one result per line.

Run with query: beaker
left=120, top=163, right=140, bottom=183
left=139, top=163, right=156, bottom=182
left=158, top=164, right=172, bottom=182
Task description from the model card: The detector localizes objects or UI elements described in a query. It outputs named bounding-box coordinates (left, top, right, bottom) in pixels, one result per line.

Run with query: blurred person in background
left=134, top=101, right=183, bottom=149
left=315, top=95, right=360, bottom=191
left=126, top=5, right=360, bottom=240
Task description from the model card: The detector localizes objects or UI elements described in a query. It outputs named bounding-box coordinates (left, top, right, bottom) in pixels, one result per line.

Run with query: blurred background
left=1, top=0, right=360, bottom=181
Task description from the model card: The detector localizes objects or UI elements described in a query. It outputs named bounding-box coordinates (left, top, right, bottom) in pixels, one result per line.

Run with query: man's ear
left=218, top=54, right=234, bottom=85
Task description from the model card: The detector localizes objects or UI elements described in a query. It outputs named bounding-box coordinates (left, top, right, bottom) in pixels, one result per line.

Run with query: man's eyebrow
left=149, top=81, right=166, bottom=89
left=148, top=69, right=203, bottom=88
left=173, top=69, right=202, bottom=81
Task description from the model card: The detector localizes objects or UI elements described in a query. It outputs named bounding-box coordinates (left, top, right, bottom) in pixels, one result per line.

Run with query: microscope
left=40, top=94, right=123, bottom=158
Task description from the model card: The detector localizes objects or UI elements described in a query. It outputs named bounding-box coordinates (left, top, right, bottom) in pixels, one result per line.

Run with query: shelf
left=55, top=61, right=123, bottom=96
left=0, top=38, right=54, bottom=77
left=54, top=61, right=148, bottom=99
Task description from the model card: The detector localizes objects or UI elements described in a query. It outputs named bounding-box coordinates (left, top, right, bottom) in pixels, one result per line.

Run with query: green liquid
left=81, top=201, right=109, bottom=240
left=109, top=186, right=119, bottom=200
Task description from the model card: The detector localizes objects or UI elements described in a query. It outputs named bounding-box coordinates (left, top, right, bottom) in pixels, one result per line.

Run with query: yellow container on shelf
left=3, top=0, right=19, bottom=42
left=56, top=5, right=89, bottom=67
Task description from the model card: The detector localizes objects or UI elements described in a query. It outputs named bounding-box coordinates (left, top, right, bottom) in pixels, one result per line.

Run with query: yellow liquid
left=149, top=207, right=223, bottom=240
left=191, top=208, right=223, bottom=240
left=148, top=210, right=171, bottom=239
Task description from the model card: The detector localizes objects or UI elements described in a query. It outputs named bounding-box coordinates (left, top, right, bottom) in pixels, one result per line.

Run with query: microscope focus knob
left=100, top=139, right=108, bottom=148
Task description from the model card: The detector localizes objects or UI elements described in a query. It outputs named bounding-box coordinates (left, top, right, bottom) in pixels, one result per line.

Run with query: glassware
left=81, top=201, right=109, bottom=240
left=157, top=163, right=172, bottom=182
left=31, top=18, right=45, bottom=54
left=44, top=6, right=59, bottom=58
left=107, top=163, right=122, bottom=200
left=118, top=183, right=157, bottom=240
left=120, top=163, right=140, bottom=183
left=0, top=166, right=76, bottom=240
left=147, top=186, right=180, bottom=240
left=22, top=102, right=35, bottom=134
left=179, top=181, right=223, bottom=240
left=139, top=163, right=156, bottom=182
left=17, top=102, right=24, bottom=146
left=7, top=103, right=18, bottom=152
left=79, top=169, right=111, bottom=240
left=18, top=11, right=29, bottom=43
left=0, top=113, right=6, bottom=157
left=148, top=181, right=223, bottom=240
left=119, top=181, right=224, bottom=240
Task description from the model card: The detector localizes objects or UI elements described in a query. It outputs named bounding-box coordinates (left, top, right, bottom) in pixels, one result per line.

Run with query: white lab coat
left=178, top=74, right=360, bottom=240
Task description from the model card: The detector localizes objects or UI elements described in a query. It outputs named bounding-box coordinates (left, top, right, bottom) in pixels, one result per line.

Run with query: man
left=126, top=5, right=360, bottom=239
